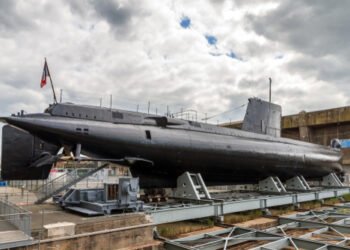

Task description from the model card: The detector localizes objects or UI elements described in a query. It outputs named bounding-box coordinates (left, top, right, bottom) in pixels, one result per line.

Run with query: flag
left=40, top=60, right=50, bottom=88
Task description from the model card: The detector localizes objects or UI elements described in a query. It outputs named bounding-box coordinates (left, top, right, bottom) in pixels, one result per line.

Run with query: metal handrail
left=0, top=198, right=31, bottom=214
left=34, top=162, right=98, bottom=194
left=34, top=163, right=108, bottom=204
left=0, top=198, right=32, bottom=236
left=34, top=169, right=77, bottom=193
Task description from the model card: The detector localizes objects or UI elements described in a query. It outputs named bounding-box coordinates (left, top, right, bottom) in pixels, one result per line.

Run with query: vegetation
left=323, top=197, right=340, bottom=205
left=269, top=205, right=295, bottom=216
left=299, top=200, right=323, bottom=210
left=342, top=193, right=350, bottom=202
left=224, top=209, right=263, bottom=224
left=157, top=218, right=215, bottom=239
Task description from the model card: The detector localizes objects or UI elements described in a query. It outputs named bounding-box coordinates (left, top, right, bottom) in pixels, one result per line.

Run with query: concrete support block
left=44, top=222, right=75, bottom=238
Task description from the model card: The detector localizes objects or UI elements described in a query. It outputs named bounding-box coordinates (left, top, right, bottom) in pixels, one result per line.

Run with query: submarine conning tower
left=242, top=97, right=282, bottom=137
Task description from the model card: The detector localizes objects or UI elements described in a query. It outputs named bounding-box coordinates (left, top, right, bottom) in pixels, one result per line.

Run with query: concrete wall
left=75, top=213, right=151, bottom=234
left=13, top=224, right=162, bottom=250
left=12, top=213, right=163, bottom=250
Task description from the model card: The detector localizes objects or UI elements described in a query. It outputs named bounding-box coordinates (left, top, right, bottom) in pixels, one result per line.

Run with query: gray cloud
left=0, top=0, right=349, bottom=131
left=237, top=77, right=269, bottom=92
left=286, top=55, right=350, bottom=86
left=0, top=0, right=34, bottom=35
left=92, top=0, right=132, bottom=27
left=66, top=1, right=91, bottom=17
left=247, top=1, right=350, bottom=58
left=88, top=0, right=151, bottom=39
left=244, top=0, right=350, bottom=107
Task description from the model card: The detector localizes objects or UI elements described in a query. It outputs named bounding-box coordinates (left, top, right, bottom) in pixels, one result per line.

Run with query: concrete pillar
left=298, top=111, right=310, bottom=142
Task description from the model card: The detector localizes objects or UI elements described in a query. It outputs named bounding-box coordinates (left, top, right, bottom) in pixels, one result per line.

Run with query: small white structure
left=44, top=222, right=75, bottom=238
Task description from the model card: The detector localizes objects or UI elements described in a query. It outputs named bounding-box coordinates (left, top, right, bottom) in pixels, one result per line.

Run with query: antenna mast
left=269, top=77, right=272, bottom=103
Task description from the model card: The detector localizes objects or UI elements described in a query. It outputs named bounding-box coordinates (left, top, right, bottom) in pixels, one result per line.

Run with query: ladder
left=175, top=172, right=211, bottom=200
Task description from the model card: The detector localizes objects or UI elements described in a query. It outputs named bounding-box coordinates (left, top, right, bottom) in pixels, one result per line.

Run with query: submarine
left=0, top=98, right=343, bottom=188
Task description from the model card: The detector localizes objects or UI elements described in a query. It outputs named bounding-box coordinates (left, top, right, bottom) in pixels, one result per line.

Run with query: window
left=189, top=121, right=201, bottom=128
left=112, top=111, right=124, bottom=119
left=145, top=130, right=151, bottom=140
left=76, top=128, right=82, bottom=134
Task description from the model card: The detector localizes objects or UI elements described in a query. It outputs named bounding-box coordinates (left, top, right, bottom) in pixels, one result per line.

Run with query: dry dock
left=1, top=185, right=350, bottom=249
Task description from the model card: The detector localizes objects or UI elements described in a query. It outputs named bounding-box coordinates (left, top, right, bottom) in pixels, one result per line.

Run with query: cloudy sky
left=0, top=0, right=349, bottom=129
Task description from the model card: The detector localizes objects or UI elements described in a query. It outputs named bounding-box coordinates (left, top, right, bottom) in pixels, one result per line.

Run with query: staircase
left=34, top=162, right=109, bottom=204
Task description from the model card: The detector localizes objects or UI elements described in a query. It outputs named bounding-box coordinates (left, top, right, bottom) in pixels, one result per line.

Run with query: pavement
left=0, top=230, right=32, bottom=244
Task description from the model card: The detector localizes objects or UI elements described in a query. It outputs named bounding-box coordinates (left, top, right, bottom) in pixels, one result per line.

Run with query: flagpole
left=45, top=58, right=58, bottom=104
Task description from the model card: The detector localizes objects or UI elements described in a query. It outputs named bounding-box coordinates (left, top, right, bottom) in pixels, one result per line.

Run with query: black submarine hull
left=1, top=114, right=342, bottom=188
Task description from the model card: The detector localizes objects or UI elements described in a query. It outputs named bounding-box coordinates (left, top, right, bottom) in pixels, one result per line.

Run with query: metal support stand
left=322, top=173, right=344, bottom=187
left=75, top=143, right=81, bottom=159
left=293, top=203, right=300, bottom=210
left=59, top=177, right=143, bottom=215
left=215, top=216, right=224, bottom=223
left=175, top=172, right=211, bottom=200
left=262, top=208, right=272, bottom=216
left=259, top=176, right=286, bottom=193
left=285, top=176, right=311, bottom=191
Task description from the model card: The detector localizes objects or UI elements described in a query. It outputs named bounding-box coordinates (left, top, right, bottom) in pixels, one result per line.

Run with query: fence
left=0, top=198, right=31, bottom=235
